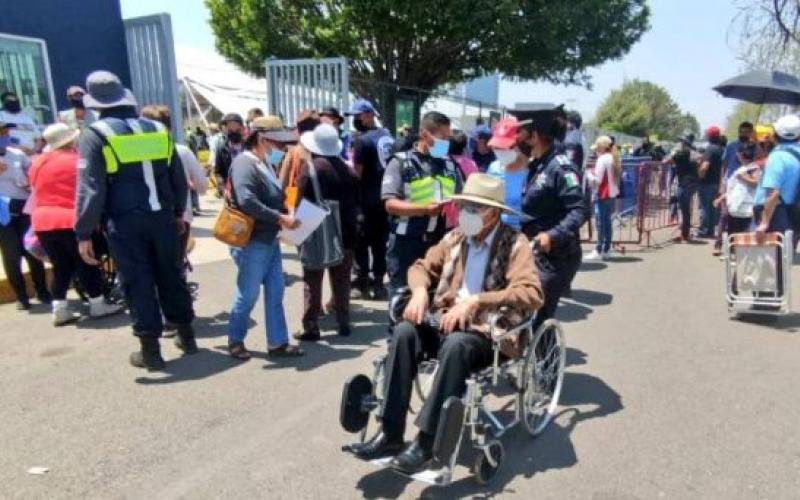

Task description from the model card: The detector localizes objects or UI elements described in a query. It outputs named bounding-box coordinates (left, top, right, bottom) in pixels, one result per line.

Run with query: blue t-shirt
left=754, top=143, right=800, bottom=206
left=722, top=140, right=742, bottom=179
left=486, top=160, right=527, bottom=229
left=353, top=127, right=394, bottom=206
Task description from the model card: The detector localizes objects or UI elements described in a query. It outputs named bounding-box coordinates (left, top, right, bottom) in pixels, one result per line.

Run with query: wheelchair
left=340, top=288, right=567, bottom=486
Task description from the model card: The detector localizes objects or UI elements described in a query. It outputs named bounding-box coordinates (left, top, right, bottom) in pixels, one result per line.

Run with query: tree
left=206, top=0, right=650, bottom=130
left=731, top=0, right=800, bottom=71
left=592, top=80, right=699, bottom=140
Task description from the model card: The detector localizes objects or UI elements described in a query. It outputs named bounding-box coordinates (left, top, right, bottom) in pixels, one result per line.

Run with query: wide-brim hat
left=83, top=70, right=137, bottom=109
left=450, top=173, right=519, bottom=215
left=42, top=123, right=80, bottom=150
left=251, top=115, right=296, bottom=143
left=300, top=123, right=343, bottom=157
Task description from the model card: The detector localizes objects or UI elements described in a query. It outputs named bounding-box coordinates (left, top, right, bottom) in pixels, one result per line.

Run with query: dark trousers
left=726, top=216, right=751, bottom=235
left=0, top=213, right=47, bottom=302
left=677, top=184, right=698, bottom=239
left=37, top=229, right=103, bottom=300
left=354, top=205, right=389, bottom=286
left=380, top=321, right=493, bottom=437
left=106, top=211, right=194, bottom=337
left=303, top=250, right=353, bottom=332
left=534, top=249, right=581, bottom=332
left=386, top=233, right=436, bottom=301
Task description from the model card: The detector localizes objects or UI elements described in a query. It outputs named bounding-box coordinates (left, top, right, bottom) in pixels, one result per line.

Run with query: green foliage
left=592, top=79, right=699, bottom=140
left=206, top=0, right=650, bottom=95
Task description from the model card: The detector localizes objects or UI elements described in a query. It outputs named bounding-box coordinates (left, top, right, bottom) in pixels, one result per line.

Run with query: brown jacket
left=407, top=223, right=544, bottom=358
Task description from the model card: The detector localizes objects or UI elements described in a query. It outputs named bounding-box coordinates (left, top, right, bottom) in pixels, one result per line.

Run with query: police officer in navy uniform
left=513, top=104, right=587, bottom=330
left=381, top=112, right=462, bottom=313
left=75, top=71, right=196, bottom=371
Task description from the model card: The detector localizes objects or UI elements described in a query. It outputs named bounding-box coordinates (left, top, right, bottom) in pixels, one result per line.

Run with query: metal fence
left=124, top=14, right=182, bottom=142
left=266, top=57, right=349, bottom=127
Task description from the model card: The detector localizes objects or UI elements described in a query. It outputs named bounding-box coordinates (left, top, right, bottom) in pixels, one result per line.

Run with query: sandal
left=228, top=342, right=252, bottom=361
left=267, top=344, right=305, bottom=357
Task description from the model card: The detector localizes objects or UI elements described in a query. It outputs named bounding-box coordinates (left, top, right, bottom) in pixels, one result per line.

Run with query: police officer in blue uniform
left=513, top=104, right=587, bottom=330
left=75, top=71, right=196, bottom=371
left=381, top=112, right=462, bottom=312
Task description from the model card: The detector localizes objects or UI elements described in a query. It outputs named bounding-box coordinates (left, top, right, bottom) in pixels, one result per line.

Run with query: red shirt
left=29, top=149, right=79, bottom=232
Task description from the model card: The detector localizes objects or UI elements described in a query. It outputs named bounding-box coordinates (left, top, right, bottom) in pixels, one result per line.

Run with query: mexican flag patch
left=564, top=172, right=579, bottom=188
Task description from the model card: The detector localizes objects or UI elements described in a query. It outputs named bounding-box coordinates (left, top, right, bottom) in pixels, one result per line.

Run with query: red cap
left=488, top=117, right=520, bottom=150
left=705, top=125, right=721, bottom=139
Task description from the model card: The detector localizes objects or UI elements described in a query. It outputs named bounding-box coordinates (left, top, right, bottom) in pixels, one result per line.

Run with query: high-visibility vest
left=90, top=119, right=173, bottom=174
left=392, top=152, right=459, bottom=236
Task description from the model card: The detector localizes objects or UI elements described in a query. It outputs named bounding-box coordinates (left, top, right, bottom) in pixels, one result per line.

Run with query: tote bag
left=299, top=160, right=344, bottom=270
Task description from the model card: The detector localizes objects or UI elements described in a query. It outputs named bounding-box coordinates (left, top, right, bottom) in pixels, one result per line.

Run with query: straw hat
left=251, top=115, right=295, bottom=142
left=42, top=123, right=80, bottom=150
left=450, top=173, right=517, bottom=213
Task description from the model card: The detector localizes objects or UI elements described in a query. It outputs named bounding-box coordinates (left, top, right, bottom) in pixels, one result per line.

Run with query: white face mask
left=494, top=149, right=517, bottom=167
left=458, top=209, right=484, bottom=237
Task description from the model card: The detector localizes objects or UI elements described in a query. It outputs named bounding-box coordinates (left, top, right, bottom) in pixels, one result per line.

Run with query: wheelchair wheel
left=473, top=439, right=504, bottom=485
left=359, top=356, right=387, bottom=443
left=518, top=319, right=566, bottom=437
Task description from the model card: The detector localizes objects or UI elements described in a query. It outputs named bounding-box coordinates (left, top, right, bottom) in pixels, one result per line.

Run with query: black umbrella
left=713, top=69, right=800, bottom=105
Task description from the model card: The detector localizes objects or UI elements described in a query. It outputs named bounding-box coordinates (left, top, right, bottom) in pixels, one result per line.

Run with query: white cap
left=773, top=114, right=800, bottom=140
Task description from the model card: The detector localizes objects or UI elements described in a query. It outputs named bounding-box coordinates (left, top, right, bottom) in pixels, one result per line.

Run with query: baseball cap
left=471, top=124, right=492, bottom=140
left=320, top=106, right=344, bottom=123
left=345, top=98, right=379, bottom=117
left=705, top=125, right=721, bottom=139
left=773, top=114, right=800, bottom=140
left=487, top=118, right=519, bottom=150
left=221, top=113, right=244, bottom=125
left=66, top=85, right=86, bottom=97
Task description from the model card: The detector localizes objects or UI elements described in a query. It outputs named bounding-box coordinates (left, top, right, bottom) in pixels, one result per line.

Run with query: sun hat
left=345, top=98, right=379, bottom=117
left=773, top=114, right=800, bottom=140
left=450, top=173, right=518, bottom=214
left=300, top=123, right=343, bottom=157
left=251, top=115, right=296, bottom=143
left=83, top=71, right=137, bottom=109
left=591, top=135, right=613, bottom=151
left=42, top=123, right=80, bottom=150
left=487, top=118, right=519, bottom=150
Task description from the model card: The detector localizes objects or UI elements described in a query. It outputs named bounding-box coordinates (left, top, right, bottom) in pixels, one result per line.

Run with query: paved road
left=1, top=232, right=798, bottom=499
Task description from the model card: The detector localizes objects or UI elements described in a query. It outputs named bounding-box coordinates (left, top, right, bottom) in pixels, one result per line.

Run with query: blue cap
left=471, top=124, right=492, bottom=140
left=345, top=98, right=379, bottom=117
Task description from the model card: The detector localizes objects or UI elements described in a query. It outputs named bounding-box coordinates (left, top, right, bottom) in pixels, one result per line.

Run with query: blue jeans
left=228, top=240, right=289, bottom=348
left=594, top=198, right=614, bottom=253
left=697, top=183, right=718, bottom=236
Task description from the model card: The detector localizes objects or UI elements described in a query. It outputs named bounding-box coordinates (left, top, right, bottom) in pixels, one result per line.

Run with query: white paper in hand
left=280, top=198, right=328, bottom=246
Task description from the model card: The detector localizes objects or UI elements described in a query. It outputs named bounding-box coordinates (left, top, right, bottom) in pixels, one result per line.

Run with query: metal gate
left=124, top=14, right=182, bottom=141
left=266, top=57, right=349, bottom=126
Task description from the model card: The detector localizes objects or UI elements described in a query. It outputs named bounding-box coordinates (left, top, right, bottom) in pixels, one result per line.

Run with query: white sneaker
left=601, top=251, right=612, bottom=260
left=89, top=297, right=124, bottom=319
left=585, top=250, right=602, bottom=261
left=52, top=301, right=80, bottom=327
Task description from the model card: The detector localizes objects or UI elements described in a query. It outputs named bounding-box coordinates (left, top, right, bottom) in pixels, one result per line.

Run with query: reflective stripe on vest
left=436, top=175, right=455, bottom=199
left=91, top=119, right=172, bottom=174
left=126, top=119, right=162, bottom=212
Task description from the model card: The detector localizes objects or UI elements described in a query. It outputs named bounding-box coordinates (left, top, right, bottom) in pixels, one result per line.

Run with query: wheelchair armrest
left=388, top=287, right=411, bottom=324
left=488, top=308, right=535, bottom=342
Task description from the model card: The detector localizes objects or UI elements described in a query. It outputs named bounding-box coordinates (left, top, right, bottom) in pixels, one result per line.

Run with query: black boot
left=346, top=430, right=405, bottom=460
left=390, top=432, right=434, bottom=474
left=175, top=324, right=199, bottom=354
left=130, top=336, right=166, bottom=371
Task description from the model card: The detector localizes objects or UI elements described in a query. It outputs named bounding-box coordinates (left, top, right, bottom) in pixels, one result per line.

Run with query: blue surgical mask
left=269, top=148, right=285, bottom=166
left=430, top=138, right=450, bottom=159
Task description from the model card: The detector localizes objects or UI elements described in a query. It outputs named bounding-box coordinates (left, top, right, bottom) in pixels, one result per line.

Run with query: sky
left=121, top=0, right=746, bottom=127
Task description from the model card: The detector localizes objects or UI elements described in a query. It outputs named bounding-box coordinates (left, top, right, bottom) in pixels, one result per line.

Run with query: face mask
left=268, top=148, right=285, bottom=166
left=516, top=139, right=532, bottom=158
left=3, top=100, right=21, bottom=113
left=494, top=149, right=517, bottom=166
left=353, top=117, right=368, bottom=132
left=739, top=135, right=749, bottom=143
left=429, top=138, right=450, bottom=159
left=69, top=97, right=84, bottom=109
left=458, top=209, right=484, bottom=237
left=227, top=131, right=242, bottom=144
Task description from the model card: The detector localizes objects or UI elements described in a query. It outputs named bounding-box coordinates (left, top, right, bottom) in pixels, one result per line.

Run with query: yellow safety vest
left=91, top=119, right=173, bottom=174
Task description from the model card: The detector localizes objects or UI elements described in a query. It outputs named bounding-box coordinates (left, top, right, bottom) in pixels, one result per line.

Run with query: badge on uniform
left=564, top=172, right=579, bottom=188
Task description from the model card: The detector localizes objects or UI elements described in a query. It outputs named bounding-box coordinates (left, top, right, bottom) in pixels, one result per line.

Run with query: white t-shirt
left=0, top=109, right=40, bottom=150
left=0, top=147, right=31, bottom=200
left=586, top=152, right=619, bottom=199
left=176, top=144, right=207, bottom=223
left=726, top=163, right=758, bottom=218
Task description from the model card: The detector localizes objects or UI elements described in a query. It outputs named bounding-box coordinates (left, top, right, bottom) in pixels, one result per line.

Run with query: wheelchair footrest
left=433, top=396, right=465, bottom=464
left=340, top=374, right=373, bottom=433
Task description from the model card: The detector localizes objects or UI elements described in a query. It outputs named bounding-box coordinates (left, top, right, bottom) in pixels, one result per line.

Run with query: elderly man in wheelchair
left=341, top=174, right=566, bottom=484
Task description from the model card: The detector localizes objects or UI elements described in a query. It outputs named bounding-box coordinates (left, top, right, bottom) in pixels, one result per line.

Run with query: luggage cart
left=724, top=230, right=793, bottom=317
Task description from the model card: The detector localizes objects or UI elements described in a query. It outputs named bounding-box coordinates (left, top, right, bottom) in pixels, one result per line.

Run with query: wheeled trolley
left=724, top=230, right=793, bottom=317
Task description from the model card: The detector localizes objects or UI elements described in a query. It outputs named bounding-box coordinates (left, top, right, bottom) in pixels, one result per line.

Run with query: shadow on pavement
left=579, top=262, right=607, bottom=272
left=555, top=301, right=593, bottom=323
left=568, top=289, right=613, bottom=307
left=354, top=348, right=623, bottom=499
left=605, top=255, right=643, bottom=264
left=135, top=348, right=243, bottom=385
left=733, top=313, right=800, bottom=333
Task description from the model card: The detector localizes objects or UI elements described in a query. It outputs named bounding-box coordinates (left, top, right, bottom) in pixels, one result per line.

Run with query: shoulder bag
left=299, top=159, right=344, bottom=270
left=213, top=165, right=254, bottom=248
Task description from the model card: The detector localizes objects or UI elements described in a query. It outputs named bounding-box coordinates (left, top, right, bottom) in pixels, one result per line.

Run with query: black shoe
left=37, top=291, right=53, bottom=305
left=347, top=431, right=405, bottom=460
left=370, top=284, right=387, bottom=301
left=16, top=299, right=31, bottom=311
left=390, top=438, right=434, bottom=474
left=163, top=322, right=178, bottom=338
left=130, top=337, right=165, bottom=371
left=337, top=326, right=352, bottom=337
left=293, top=330, right=321, bottom=341
left=175, top=324, right=199, bottom=354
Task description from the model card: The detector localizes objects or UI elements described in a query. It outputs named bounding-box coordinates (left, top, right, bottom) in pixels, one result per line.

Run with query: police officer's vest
left=391, top=152, right=458, bottom=237
left=89, top=117, right=176, bottom=214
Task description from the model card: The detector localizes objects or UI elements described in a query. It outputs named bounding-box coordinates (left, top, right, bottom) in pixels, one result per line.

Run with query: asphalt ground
left=0, top=233, right=798, bottom=499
